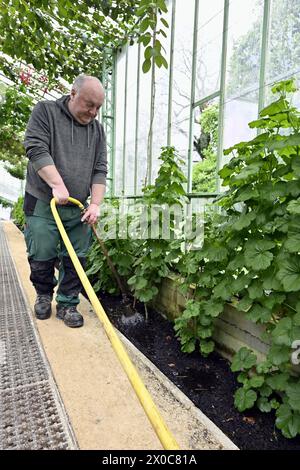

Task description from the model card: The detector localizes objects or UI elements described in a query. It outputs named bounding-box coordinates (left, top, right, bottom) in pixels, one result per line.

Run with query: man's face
left=69, top=86, right=105, bottom=125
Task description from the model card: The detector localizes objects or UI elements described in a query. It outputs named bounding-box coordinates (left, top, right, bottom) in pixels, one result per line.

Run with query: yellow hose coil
left=50, top=197, right=180, bottom=450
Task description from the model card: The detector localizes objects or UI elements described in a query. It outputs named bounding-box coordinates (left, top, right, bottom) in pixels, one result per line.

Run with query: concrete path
left=3, top=221, right=237, bottom=450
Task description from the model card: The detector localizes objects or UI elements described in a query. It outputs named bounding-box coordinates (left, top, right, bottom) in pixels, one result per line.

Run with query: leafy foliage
left=11, top=196, right=25, bottom=230
left=87, top=146, right=187, bottom=306
left=0, top=0, right=169, bottom=85
left=0, top=85, right=33, bottom=180
left=174, top=78, right=300, bottom=437
left=0, top=196, right=13, bottom=209
left=127, top=146, right=187, bottom=304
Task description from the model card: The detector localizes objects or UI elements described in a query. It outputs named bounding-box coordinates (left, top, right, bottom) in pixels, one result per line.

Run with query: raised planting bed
left=153, top=275, right=300, bottom=376
left=99, top=291, right=300, bottom=450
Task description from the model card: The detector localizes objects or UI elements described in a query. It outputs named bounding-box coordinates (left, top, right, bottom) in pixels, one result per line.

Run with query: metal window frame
left=101, top=48, right=116, bottom=197
left=258, top=0, right=271, bottom=114
left=167, top=0, right=176, bottom=146
left=187, top=0, right=229, bottom=195
left=103, top=0, right=274, bottom=199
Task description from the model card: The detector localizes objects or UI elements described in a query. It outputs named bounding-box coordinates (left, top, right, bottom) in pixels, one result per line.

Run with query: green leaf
left=182, top=339, right=196, bottom=353
left=257, top=397, right=272, bottom=413
left=293, top=312, right=300, bottom=326
left=291, top=158, right=300, bottom=177
left=213, top=279, right=232, bottom=300
left=248, top=280, right=264, bottom=299
left=231, top=273, right=251, bottom=294
left=160, top=17, right=169, bottom=28
left=237, top=296, right=253, bottom=312
left=286, top=383, right=300, bottom=411
left=258, top=382, right=273, bottom=396
left=260, top=97, right=289, bottom=117
left=150, top=246, right=163, bottom=258
left=142, top=59, right=152, bottom=73
left=262, top=266, right=283, bottom=290
left=140, top=18, right=150, bottom=33
left=200, top=340, right=214, bottom=356
left=246, top=303, right=272, bottom=323
left=135, top=277, right=148, bottom=290
left=276, top=256, right=300, bottom=291
left=268, top=344, right=291, bottom=366
left=271, top=317, right=293, bottom=346
left=244, top=240, right=275, bottom=271
left=203, top=300, right=224, bottom=317
left=198, top=327, right=213, bottom=339
left=205, top=245, right=228, bottom=262
left=227, top=254, right=245, bottom=271
left=287, top=199, right=300, bottom=215
left=231, top=347, right=257, bottom=372
left=234, top=388, right=257, bottom=412
left=276, top=404, right=300, bottom=438
left=266, top=373, right=289, bottom=391
left=231, top=211, right=256, bottom=230
left=237, top=372, right=249, bottom=385
left=271, top=79, right=298, bottom=94
left=248, top=375, right=264, bottom=388
left=261, top=293, right=285, bottom=310
left=235, top=187, right=259, bottom=202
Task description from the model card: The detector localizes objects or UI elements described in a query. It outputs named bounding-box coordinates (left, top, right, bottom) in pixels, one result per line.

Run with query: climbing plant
left=174, top=78, right=300, bottom=438
left=87, top=146, right=187, bottom=309
left=127, top=146, right=187, bottom=308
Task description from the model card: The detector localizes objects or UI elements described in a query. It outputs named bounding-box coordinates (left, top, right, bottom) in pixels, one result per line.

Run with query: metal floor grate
left=0, top=223, right=77, bottom=449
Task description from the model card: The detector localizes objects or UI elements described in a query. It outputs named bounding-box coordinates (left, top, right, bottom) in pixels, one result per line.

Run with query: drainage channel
left=0, top=222, right=77, bottom=450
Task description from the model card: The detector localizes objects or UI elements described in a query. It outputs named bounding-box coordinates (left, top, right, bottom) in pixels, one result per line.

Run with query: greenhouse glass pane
left=136, top=51, right=151, bottom=194
left=114, top=49, right=126, bottom=196
left=172, top=0, right=195, bottom=164
left=222, top=0, right=264, bottom=172
left=124, top=43, right=138, bottom=196
left=195, top=0, right=224, bottom=101
left=151, top=1, right=172, bottom=184
left=266, top=0, right=300, bottom=84
left=226, top=0, right=264, bottom=100
left=0, top=164, right=23, bottom=220
left=223, top=90, right=258, bottom=159
left=192, top=97, right=219, bottom=194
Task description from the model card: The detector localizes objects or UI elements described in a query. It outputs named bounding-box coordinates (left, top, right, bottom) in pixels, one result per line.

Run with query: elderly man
left=23, top=75, right=107, bottom=328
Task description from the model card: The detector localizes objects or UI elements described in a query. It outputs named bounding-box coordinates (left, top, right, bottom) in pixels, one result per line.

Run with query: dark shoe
left=34, top=294, right=52, bottom=320
left=56, top=305, right=84, bottom=328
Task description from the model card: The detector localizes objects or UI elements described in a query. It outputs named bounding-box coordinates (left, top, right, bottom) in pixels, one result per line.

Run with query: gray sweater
left=24, top=95, right=107, bottom=203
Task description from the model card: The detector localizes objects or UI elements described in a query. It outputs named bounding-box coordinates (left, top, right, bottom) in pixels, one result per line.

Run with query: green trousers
left=24, top=198, right=92, bottom=306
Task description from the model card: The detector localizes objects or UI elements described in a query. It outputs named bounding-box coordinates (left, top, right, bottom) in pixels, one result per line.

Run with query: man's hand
left=81, top=203, right=100, bottom=226
left=52, top=183, right=69, bottom=205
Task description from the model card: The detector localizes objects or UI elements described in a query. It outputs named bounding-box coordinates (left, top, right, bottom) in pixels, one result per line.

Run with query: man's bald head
left=73, top=75, right=104, bottom=95
left=68, top=75, right=105, bottom=125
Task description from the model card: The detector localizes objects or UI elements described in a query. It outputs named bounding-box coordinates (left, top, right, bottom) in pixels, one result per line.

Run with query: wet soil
left=99, top=292, right=300, bottom=451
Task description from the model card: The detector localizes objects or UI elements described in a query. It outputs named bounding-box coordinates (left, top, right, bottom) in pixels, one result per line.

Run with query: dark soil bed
left=99, top=292, right=300, bottom=451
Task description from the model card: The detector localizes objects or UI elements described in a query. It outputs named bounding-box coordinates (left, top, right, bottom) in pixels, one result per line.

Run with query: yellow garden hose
left=50, top=196, right=180, bottom=450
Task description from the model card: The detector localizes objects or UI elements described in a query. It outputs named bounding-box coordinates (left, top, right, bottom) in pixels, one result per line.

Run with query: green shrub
left=11, top=196, right=25, bottom=230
